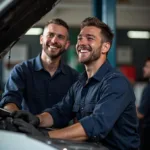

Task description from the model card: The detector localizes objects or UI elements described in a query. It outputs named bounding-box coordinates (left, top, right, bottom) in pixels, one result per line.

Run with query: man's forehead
left=44, top=23, right=68, bottom=34
left=79, top=26, right=101, bottom=36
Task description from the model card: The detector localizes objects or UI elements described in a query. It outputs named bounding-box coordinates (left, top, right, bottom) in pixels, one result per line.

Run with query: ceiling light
left=127, top=31, right=150, bottom=39
left=25, top=28, right=43, bottom=35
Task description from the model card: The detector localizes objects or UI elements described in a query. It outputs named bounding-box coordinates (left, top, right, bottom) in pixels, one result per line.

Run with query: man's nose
left=51, top=35, right=58, bottom=43
left=78, top=38, right=88, bottom=45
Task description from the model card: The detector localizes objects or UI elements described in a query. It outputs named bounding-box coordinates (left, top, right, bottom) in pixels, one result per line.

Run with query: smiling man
left=0, top=18, right=79, bottom=114
left=12, top=17, right=140, bottom=150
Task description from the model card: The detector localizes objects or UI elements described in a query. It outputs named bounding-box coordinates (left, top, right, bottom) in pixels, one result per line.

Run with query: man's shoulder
left=18, top=57, right=35, bottom=67
left=106, top=69, right=126, bottom=80
left=103, top=69, right=131, bottom=87
left=12, top=57, right=36, bottom=72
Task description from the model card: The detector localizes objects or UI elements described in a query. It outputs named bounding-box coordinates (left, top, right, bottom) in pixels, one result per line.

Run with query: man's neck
left=85, top=57, right=106, bottom=79
left=41, top=52, right=61, bottom=76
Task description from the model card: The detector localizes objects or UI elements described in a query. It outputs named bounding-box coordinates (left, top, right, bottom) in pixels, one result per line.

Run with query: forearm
left=3, top=103, right=19, bottom=112
left=37, top=112, right=54, bottom=128
left=48, top=122, right=88, bottom=141
left=69, top=136, right=88, bottom=141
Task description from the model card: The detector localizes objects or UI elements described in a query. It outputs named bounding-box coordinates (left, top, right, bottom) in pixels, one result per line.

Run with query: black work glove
left=11, top=110, right=40, bottom=127
left=0, top=117, right=18, bottom=132
left=13, top=118, right=49, bottom=137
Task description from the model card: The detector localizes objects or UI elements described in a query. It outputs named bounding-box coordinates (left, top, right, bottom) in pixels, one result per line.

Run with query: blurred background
left=0, top=0, right=150, bottom=105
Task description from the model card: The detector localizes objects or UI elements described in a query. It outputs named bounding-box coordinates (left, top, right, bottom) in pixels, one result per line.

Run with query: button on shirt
left=45, top=60, right=140, bottom=150
left=0, top=54, right=79, bottom=114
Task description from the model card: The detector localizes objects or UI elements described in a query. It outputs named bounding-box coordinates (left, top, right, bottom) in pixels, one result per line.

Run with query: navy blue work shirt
left=45, top=60, right=140, bottom=150
left=0, top=54, right=79, bottom=114
left=138, top=82, right=150, bottom=127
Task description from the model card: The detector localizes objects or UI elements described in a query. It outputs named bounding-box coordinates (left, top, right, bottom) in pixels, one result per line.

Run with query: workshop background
left=0, top=0, right=150, bottom=106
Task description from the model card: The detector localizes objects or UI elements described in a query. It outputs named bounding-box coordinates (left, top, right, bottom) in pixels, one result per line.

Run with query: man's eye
left=47, top=33, right=54, bottom=38
left=87, top=37, right=94, bottom=41
left=77, top=37, right=82, bottom=40
left=58, top=35, right=64, bottom=39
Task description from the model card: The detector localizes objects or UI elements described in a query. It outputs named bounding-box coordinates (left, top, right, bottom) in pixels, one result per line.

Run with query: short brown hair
left=44, top=18, right=69, bottom=32
left=80, top=17, right=114, bottom=45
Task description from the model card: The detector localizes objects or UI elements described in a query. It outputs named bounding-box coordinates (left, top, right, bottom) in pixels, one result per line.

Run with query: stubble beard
left=43, top=44, right=64, bottom=59
left=78, top=48, right=101, bottom=65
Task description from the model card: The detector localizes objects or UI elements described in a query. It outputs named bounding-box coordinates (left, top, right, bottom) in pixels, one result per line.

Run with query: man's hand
left=13, top=118, right=49, bottom=137
left=4, top=103, right=19, bottom=112
left=11, top=110, right=40, bottom=127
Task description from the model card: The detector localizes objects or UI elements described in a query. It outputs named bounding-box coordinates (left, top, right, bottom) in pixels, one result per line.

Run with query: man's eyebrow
left=45, top=32, right=54, bottom=35
left=86, top=34, right=95, bottom=37
left=47, top=32, right=65, bottom=37
left=78, top=34, right=95, bottom=37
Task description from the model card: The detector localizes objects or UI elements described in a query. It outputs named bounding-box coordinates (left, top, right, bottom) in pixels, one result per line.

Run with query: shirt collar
left=79, top=60, right=113, bottom=84
left=34, top=54, right=67, bottom=74
left=57, top=60, right=67, bottom=74
left=93, top=60, right=112, bottom=81
left=34, top=54, right=43, bottom=71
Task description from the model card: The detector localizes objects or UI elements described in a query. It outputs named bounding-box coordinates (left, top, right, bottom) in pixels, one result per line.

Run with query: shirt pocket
left=83, top=103, right=96, bottom=116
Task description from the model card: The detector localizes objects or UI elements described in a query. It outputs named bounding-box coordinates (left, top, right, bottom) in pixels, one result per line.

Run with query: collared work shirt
left=0, top=54, right=79, bottom=114
left=45, top=60, right=140, bottom=150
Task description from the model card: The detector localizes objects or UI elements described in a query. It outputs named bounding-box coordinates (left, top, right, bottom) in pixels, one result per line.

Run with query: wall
left=117, top=29, right=150, bottom=80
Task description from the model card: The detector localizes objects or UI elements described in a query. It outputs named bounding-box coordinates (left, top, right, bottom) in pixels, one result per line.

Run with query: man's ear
left=64, top=40, right=70, bottom=51
left=101, top=42, right=111, bottom=54
left=40, top=35, right=43, bottom=45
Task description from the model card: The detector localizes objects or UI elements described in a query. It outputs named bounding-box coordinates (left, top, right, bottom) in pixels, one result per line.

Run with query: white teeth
left=80, top=49, right=89, bottom=53
left=49, top=46, right=57, bottom=49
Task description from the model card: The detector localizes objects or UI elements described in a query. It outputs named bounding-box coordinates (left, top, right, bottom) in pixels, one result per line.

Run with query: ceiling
left=35, top=0, right=150, bottom=29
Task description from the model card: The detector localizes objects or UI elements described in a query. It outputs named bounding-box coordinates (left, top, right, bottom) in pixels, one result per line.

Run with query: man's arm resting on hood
left=37, top=112, right=88, bottom=140
left=48, top=122, right=88, bottom=141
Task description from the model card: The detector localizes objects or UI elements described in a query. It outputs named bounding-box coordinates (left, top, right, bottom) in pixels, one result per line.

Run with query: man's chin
left=78, top=59, right=90, bottom=65
left=45, top=51, right=62, bottom=58
left=49, top=54, right=61, bottom=59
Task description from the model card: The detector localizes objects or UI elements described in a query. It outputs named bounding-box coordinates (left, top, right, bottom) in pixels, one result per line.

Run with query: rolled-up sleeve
left=0, top=64, right=25, bottom=108
left=44, top=84, right=76, bottom=128
left=79, top=77, right=133, bottom=140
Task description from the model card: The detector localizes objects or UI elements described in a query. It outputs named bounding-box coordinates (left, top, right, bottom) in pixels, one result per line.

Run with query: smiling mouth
left=78, top=49, right=90, bottom=53
left=48, top=45, right=58, bottom=49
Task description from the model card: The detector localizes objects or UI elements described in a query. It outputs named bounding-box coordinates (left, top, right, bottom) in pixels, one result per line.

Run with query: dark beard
left=44, top=47, right=65, bottom=59
left=79, top=50, right=101, bottom=65
left=49, top=50, right=65, bottom=59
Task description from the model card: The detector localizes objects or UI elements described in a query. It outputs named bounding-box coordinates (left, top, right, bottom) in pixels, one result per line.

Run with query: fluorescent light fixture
left=127, top=31, right=150, bottom=39
left=25, top=28, right=43, bottom=35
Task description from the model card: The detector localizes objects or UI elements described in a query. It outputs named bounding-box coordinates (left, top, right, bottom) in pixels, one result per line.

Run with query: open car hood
left=0, top=0, right=59, bottom=58
left=0, top=130, right=104, bottom=150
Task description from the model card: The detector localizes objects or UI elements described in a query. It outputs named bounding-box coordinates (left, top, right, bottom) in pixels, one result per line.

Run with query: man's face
left=76, top=26, right=103, bottom=65
left=143, top=61, right=150, bottom=78
left=40, top=23, right=69, bottom=59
